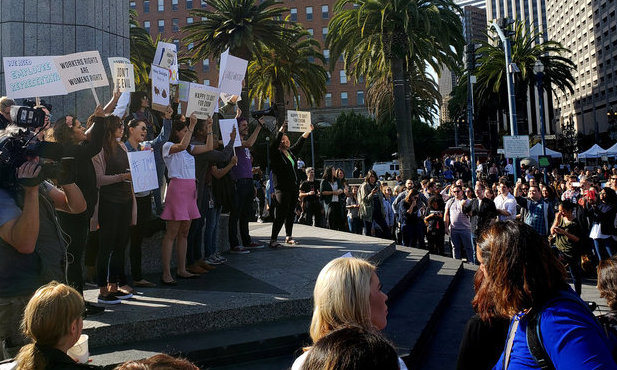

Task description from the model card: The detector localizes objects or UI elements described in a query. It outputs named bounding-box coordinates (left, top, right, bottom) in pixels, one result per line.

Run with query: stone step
left=382, top=255, right=464, bottom=367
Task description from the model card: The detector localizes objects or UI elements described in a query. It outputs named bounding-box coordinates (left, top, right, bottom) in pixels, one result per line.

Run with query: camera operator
left=0, top=126, right=86, bottom=359
left=0, top=97, right=15, bottom=130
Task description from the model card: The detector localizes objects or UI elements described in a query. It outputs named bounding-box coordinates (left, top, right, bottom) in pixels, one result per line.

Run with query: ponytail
left=15, top=343, right=47, bottom=370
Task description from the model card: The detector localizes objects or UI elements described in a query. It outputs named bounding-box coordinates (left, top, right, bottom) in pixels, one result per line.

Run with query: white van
left=371, top=160, right=399, bottom=178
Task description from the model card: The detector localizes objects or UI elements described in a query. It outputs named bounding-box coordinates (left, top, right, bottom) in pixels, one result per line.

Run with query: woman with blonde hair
left=291, top=257, right=406, bottom=370
left=14, top=281, right=100, bottom=370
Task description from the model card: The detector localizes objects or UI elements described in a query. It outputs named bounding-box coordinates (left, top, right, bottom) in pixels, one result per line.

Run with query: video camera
left=9, top=99, right=52, bottom=129
left=251, top=105, right=277, bottom=120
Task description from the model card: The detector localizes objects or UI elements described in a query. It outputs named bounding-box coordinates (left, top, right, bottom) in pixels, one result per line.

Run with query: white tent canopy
left=602, top=143, right=617, bottom=158
left=578, top=144, right=607, bottom=159
left=529, top=143, right=562, bottom=160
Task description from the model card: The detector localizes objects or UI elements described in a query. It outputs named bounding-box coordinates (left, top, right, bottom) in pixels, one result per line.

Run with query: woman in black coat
left=268, top=122, right=313, bottom=248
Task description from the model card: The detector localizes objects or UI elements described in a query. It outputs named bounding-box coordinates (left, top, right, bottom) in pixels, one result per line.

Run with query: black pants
left=129, top=195, right=152, bottom=281
left=271, top=188, right=299, bottom=241
left=97, top=198, right=132, bottom=287
left=57, top=211, right=90, bottom=295
left=229, top=179, right=254, bottom=247
left=427, top=231, right=445, bottom=255
left=302, top=201, right=324, bottom=227
left=326, top=202, right=345, bottom=231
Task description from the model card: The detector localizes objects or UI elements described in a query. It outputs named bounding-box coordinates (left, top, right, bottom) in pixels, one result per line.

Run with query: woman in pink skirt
left=160, top=113, right=214, bottom=285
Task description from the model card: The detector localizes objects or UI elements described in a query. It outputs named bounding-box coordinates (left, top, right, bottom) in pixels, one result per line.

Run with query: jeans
left=97, top=198, right=132, bottom=287
left=57, top=211, right=90, bottom=295
left=129, top=195, right=152, bottom=281
left=348, top=216, right=363, bottom=234
left=593, top=238, right=615, bottom=261
left=229, top=179, right=254, bottom=247
left=450, top=228, right=475, bottom=264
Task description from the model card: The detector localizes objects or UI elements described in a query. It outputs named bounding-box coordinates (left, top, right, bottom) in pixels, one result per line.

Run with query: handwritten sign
left=186, top=83, right=219, bottom=120
left=150, top=64, right=170, bottom=113
left=3, top=56, right=68, bottom=99
left=127, top=150, right=159, bottom=193
left=503, top=135, right=530, bottom=159
left=219, top=118, right=242, bottom=147
left=287, top=110, right=311, bottom=132
left=153, top=42, right=179, bottom=83
left=53, top=51, right=109, bottom=93
left=218, top=52, right=247, bottom=96
left=108, top=57, right=135, bottom=93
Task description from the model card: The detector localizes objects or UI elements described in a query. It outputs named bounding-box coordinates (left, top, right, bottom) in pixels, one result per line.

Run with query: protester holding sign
left=268, top=122, right=313, bottom=248
left=125, top=105, right=174, bottom=288
left=159, top=113, right=214, bottom=285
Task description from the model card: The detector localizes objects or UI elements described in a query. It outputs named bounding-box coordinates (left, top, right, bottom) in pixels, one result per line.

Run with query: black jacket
left=269, top=131, right=306, bottom=191
left=38, top=345, right=101, bottom=370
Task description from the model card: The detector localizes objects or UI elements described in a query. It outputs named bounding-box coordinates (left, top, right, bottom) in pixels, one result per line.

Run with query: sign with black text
left=53, top=51, right=109, bottom=93
left=287, top=110, right=311, bottom=132
left=108, top=57, right=135, bottom=92
left=186, top=83, right=219, bottom=119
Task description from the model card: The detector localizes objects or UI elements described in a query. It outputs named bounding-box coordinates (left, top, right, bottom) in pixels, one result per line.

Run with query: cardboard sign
left=287, top=110, right=311, bottom=132
left=108, top=57, right=135, bottom=93
left=150, top=64, right=170, bottom=112
left=219, top=118, right=242, bottom=147
left=503, top=135, right=530, bottom=159
left=3, top=56, right=68, bottom=99
left=53, top=51, right=109, bottom=93
left=178, top=80, right=190, bottom=102
left=186, top=83, right=219, bottom=120
left=218, top=52, right=247, bottom=96
left=153, top=42, right=179, bottom=83
left=127, top=150, right=159, bottom=193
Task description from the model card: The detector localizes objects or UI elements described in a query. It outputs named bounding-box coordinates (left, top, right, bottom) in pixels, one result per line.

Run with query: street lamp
left=533, top=59, right=548, bottom=184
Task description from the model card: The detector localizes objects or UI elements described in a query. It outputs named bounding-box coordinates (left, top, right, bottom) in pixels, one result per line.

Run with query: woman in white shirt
left=159, top=113, right=213, bottom=285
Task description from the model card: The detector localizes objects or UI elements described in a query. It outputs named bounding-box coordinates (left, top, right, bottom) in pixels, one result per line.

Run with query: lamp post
left=534, top=60, right=548, bottom=184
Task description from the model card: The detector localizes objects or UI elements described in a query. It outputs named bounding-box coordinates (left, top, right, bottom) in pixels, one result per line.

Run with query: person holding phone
left=358, top=170, right=390, bottom=238
left=551, top=200, right=583, bottom=295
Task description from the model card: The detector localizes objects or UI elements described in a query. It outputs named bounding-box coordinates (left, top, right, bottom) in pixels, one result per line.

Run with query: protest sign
left=112, top=91, right=131, bottom=118
left=178, top=80, right=190, bottom=102
left=503, top=135, right=530, bottom=159
left=218, top=49, right=229, bottom=87
left=53, top=51, right=109, bottom=93
left=150, top=64, right=170, bottom=113
left=186, top=83, right=219, bottom=120
left=3, top=56, right=67, bottom=99
left=218, top=53, right=247, bottom=96
left=287, top=110, right=312, bottom=132
left=108, top=57, right=135, bottom=92
left=153, top=42, right=179, bottom=83
left=127, top=150, right=159, bottom=193
left=219, top=118, right=242, bottom=147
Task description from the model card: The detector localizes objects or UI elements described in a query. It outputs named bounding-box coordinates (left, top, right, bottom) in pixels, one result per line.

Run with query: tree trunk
left=274, top=80, right=286, bottom=127
left=391, top=56, right=416, bottom=179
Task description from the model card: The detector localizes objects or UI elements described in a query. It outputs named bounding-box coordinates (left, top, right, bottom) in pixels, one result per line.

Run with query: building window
left=341, top=92, right=348, bottom=106
left=201, top=16, right=207, bottom=21
left=172, top=0, right=178, bottom=11
left=187, top=42, right=194, bottom=50
left=290, top=8, right=297, bottom=21
left=204, top=79, right=210, bottom=86
left=201, top=0, right=207, bottom=7
left=325, top=93, right=332, bottom=107
left=322, top=5, right=328, bottom=19
left=357, top=91, right=364, bottom=105
left=322, top=27, right=328, bottom=40
left=203, top=59, right=210, bottom=72
left=144, top=0, right=150, bottom=13
left=326, top=72, right=331, bottom=85
left=306, top=6, right=313, bottom=21
left=186, top=0, right=193, bottom=9
left=158, top=19, right=165, bottom=32
left=173, top=39, right=179, bottom=49
left=323, top=49, right=329, bottom=64
left=129, top=1, right=136, bottom=10
left=307, top=28, right=313, bottom=37
left=186, top=17, right=193, bottom=24
left=144, top=20, right=151, bottom=32
left=339, top=70, right=346, bottom=84
left=158, top=0, right=164, bottom=12
left=172, top=18, right=179, bottom=32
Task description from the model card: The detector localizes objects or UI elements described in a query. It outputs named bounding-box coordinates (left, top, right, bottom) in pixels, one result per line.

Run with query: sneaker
left=84, top=302, right=105, bottom=317
left=246, top=242, right=265, bottom=249
left=114, top=290, right=133, bottom=300
left=97, top=293, right=121, bottom=305
left=205, top=256, right=223, bottom=265
left=214, top=254, right=227, bottom=263
left=230, top=246, right=250, bottom=254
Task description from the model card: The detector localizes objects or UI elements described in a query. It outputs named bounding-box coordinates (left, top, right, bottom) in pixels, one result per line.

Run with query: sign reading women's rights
left=108, top=57, right=135, bottom=93
left=150, top=64, right=170, bottom=113
left=287, top=110, right=312, bottom=132
left=153, top=42, right=179, bottom=83
left=3, top=56, right=68, bottom=99
left=218, top=52, right=247, bottom=96
left=186, top=83, right=219, bottom=120
left=127, top=150, right=159, bottom=193
left=53, top=51, right=109, bottom=93
left=219, top=119, right=242, bottom=147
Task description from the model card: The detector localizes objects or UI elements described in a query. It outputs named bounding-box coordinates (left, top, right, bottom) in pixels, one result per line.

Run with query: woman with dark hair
left=268, top=122, right=313, bottom=248
left=358, top=170, right=390, bottom=238
left=159, top=113, right=213, bottom=285
left=597, top=257, right=617, bottom=330
left=475, top=221, right=616, bottom=369
left=589, top=187, right=617, bottom=261
left=320, top=166, right=345, bottom=231
left=400, top=189, right=424, bottom=248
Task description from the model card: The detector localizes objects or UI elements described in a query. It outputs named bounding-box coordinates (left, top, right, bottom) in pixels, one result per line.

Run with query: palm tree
left=248, top=25, right=327, bottom=125
left=183, top=0, right=294, bottom=115
left=327, top=0, right=464, bottom=176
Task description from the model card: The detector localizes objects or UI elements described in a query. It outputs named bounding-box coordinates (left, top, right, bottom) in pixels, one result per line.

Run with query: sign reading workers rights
left=53, top=51, right=109, bottom=93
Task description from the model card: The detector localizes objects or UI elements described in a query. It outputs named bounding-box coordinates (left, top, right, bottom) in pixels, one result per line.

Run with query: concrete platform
left=83, top=223, right=396, bottom=354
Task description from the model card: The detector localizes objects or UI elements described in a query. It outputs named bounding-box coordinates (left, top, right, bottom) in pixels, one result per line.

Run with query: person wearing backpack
left=475, top=221, right=617, bottom=369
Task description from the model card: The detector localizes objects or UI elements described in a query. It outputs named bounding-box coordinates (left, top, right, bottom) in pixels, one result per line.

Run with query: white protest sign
left=108, top=57, right=135, bottom=92
left=287, top=110, right=311, bottom=132
left=53, top=51, right=109, bottom=93
left=503, top=135, right=530, bottom=158
left=153, top=42, right=179, bottom=83
left=218, top=49, right=229, bottom=87
left=111, top=91, right=131, bottom=118
left=3, top=56, right=68, bottom=99
left=218, top=53, right=247, bottom=96
left=186, top=83, right=219, bottom=120
left=127, top=150, right=159, bottom=193
left=150, top=64, right=170, bottom=112
left=178, top=80, right=190, bottom=102
left=219, top=118, right=242, bottom=147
